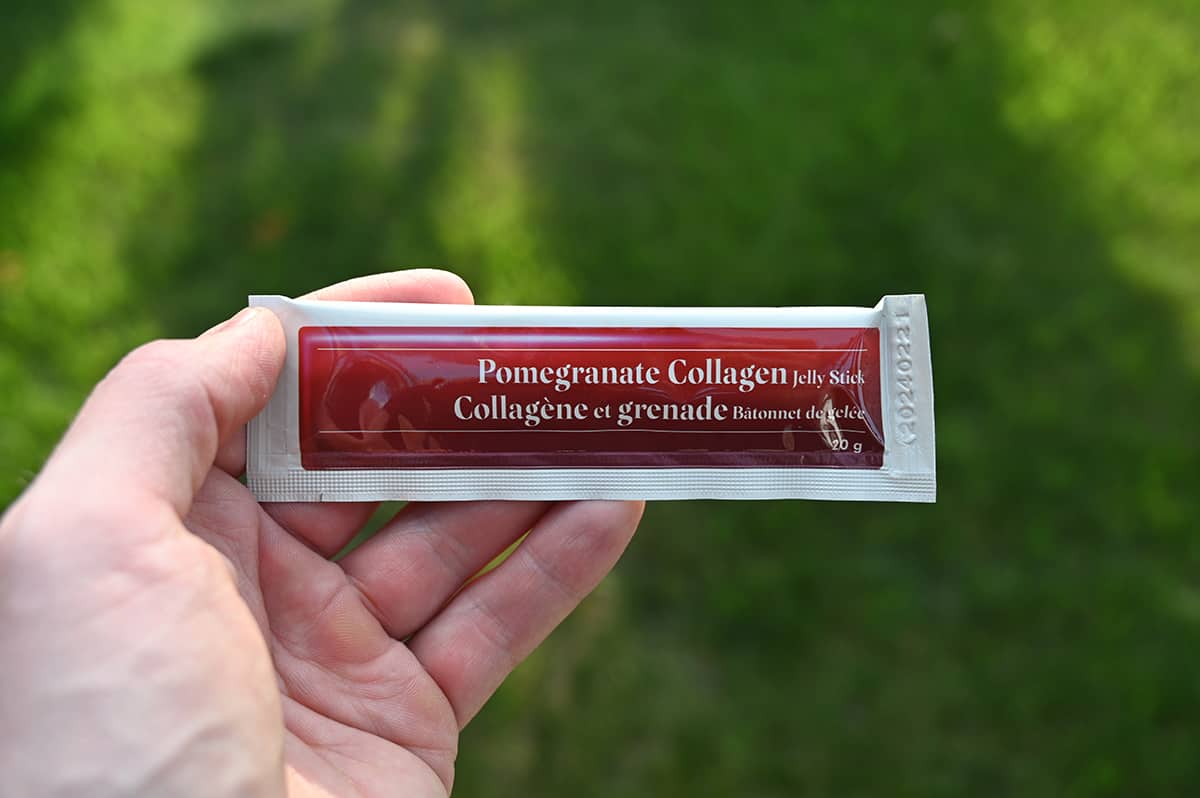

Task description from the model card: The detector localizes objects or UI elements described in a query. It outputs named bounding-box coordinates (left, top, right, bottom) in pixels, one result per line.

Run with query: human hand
left=0, top=271, right=644, bottom=797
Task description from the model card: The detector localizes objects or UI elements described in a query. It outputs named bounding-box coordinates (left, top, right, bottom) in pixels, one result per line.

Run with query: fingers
left=407, top=501, right=644, bottom=727
left=257, top=512, right=394, bottom=668
left=30, top=308, right=285, bottom=520
left=338, top=502, right=553, bottom=638
left=263, top=503, right=383, bottom=558
left=256, top=512, right=459, bottom=784
left=303, top=268, right=473, bottom=304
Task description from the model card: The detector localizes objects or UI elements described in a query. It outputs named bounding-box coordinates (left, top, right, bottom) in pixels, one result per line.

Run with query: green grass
left=3, top=0, right=1200, bottom=794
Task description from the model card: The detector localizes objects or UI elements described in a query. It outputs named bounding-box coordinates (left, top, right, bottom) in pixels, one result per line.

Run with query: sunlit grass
left=1, top=24, right=206, bottom=494
left=0, top=0, right=347, bottom=497
left=435, top=48, right=576, bottom=304
left=998, top=1, right=1200, bottom=358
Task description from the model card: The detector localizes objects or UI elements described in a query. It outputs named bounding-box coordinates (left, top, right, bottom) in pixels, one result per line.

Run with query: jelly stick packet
left=246, top=295, right=935, bottom=502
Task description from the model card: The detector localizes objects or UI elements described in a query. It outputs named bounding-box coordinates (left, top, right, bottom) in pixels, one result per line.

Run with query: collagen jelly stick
left=246, top=295, right=935, bottom=502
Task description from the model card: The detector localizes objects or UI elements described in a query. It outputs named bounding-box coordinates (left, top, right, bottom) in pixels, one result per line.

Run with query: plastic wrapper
left=246, top=294, right=935, bottom=502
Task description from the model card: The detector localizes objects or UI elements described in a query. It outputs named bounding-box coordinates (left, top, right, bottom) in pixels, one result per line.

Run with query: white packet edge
left=246, top=295, right=935, bottom=502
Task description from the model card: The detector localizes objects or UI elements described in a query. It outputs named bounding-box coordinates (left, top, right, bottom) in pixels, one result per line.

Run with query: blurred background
left=2, top=0, right=1199, bottom=794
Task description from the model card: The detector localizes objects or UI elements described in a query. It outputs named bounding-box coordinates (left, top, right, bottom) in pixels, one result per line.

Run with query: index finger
left=304, top=268, right=473, bottom=304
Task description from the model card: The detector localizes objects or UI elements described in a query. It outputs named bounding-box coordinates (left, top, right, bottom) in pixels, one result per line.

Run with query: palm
left=186, top=468, right=640, bottom=798
left=186, top=470, right=452, bottom=797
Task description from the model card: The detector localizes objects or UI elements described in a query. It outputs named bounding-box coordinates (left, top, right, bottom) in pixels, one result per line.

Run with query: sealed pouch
left=246, top=295, right=935, bottom=502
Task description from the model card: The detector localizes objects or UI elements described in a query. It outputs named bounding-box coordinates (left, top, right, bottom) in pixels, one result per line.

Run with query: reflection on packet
left=246, top=295, right=935, bottom=502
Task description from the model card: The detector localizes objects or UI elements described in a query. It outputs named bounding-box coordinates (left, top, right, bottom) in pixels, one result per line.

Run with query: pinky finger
left=407, top=500, right=644, bottom=727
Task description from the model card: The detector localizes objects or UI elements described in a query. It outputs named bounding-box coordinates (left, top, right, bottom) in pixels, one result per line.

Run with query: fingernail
left=201, top=307, right=260, bottom=338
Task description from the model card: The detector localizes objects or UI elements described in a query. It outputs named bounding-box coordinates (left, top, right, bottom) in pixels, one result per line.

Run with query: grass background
left=2, top=0, right=1199, bottom=794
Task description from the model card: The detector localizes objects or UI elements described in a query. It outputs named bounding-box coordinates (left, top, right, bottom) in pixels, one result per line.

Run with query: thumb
left=31, top=307, right=285, bottom=518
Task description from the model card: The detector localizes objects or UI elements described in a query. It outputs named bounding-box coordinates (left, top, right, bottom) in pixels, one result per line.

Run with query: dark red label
left=298, top=326, right=884, bottom=469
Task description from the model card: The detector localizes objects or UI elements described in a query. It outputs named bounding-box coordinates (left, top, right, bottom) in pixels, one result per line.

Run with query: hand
left=0, top=271, right=644, bottom=798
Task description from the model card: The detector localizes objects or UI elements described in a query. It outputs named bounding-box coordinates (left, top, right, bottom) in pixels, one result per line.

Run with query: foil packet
left=246, top=295, right=935, bottom=502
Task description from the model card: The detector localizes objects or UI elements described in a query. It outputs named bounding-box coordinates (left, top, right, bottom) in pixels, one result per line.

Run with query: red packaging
left=247, top=295, right=935, bottom=502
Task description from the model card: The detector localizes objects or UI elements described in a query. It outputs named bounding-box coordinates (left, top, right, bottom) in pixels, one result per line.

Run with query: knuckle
left=118, top=338, right=189, bottom=375
left=106, top=339, right=217, bottom=452
left=576, top=500, right=643, bottom=551
left=109, top=340, right=199, bottom=407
